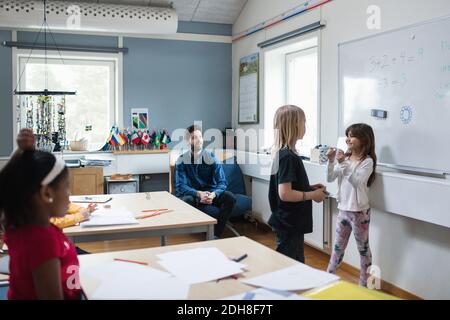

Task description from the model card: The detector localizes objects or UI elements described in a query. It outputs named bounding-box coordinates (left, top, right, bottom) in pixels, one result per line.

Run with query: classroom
left=0, top=0, right=449, bottom=303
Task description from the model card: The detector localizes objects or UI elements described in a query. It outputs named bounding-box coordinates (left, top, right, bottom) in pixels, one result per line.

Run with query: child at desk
left=51, top=203, right=96, bottom=230
left=268, top=105, right=327, bottom=263
left=0, top=129, right=82, bottom=299
left=16, top=129, right=95, bottom=230
left=326, top=123, right=377, bottom=287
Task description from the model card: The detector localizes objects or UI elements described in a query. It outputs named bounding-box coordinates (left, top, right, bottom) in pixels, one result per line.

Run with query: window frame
left=13, top=49, right=123, bottom=151
left=285, top=45, right=319, bottom=156
left=262, top=31, right=321, bottom=155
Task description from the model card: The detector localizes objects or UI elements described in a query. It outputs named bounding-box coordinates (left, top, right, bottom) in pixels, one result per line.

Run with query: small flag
left=120, top=131, right=128, bottom=145
left=111, top=127, right=125, bottom=146
left=107, top=127, right=116, bottom=146
left=127, top=130, right=133, bottom=145
left=131, top=131, right=141, bottom=145
left=141, top=131, right=150, bottom=145
left=161, top=129, right=171, bottom=145
left=153, top=131, right=161, bottom=149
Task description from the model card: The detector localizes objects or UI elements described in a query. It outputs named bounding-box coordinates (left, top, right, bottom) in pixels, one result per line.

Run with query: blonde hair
left=271, top=105, right=306, bottom=157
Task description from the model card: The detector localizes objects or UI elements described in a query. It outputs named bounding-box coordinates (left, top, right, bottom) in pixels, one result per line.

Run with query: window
left=264, top=35, right=319, bottom=157
left=18, top=52, right=119, bottom=150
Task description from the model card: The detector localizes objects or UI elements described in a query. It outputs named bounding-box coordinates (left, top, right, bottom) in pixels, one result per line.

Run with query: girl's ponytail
left=0, top=149, right=62, bottom=229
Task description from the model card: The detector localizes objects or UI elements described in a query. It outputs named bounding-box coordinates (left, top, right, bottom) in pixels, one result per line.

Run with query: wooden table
left=64, top=192, right=216, bottom=246
left=1, top=237, right=398, bottom=300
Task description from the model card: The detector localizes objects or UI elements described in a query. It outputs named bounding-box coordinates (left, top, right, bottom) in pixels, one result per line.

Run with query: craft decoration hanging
left=14, top=0, right=75, bottom=151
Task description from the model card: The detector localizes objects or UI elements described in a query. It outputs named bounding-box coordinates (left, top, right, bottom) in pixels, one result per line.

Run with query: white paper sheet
left=70, top=195, right=113, bottom=203
left=81, top=260, right=189, bottom=300
left=80, top=207, right=138, bottom=227
left=91, top=277, right=190, bottom=300
left=241, top=264, right=340, bottom=291
left=157, top=247, right=246, bottom=284
left=223, top=288, right=309, bottom=300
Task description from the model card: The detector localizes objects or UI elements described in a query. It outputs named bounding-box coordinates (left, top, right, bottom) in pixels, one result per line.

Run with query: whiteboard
left=339, top=16, right=450, bottom=174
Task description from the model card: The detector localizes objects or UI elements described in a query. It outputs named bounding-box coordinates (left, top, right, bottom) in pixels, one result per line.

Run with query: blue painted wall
left=17, top=31, right=118, bottom=47
left=177, top=21, right=232, bottom=36
left=0, top=30, right=12, bottom=156
left=0, top=22, right=231, bottom=156
left=123, top=37, right=231, bottom=134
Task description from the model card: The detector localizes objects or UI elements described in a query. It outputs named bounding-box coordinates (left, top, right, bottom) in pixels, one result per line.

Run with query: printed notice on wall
left=239, top=53, right=259, bottom=124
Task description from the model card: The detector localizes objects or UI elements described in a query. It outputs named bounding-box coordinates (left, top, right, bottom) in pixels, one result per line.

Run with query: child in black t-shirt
left=268, top=105, right=327, bottom=263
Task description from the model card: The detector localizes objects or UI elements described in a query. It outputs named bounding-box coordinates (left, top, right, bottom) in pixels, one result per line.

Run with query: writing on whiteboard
left=442, top=40, right=450, bottom=52
left=369, top=49, right=424, bottom=73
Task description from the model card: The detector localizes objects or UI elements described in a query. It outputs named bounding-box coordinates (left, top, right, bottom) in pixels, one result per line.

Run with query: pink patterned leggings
left=327, top=209, right=372, bottom=286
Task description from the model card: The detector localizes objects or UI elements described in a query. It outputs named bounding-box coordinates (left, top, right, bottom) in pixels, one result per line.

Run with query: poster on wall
left=131, top=108, right=149, bottom=130
left=238, top=53, right=259, bottom=124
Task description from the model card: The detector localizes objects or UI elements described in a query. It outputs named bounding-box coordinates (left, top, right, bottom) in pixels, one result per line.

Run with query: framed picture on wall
left=238, top=53, right=259, bottom=124
left=131, top=108, right=149, bottom=130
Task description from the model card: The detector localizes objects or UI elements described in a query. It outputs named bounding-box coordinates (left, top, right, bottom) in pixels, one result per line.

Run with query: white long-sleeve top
left=327, top=157, right=374, bottom=212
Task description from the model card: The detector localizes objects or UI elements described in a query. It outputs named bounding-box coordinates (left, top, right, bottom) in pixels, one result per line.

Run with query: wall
left=232, top=0, right=450, bottom=299
left=123, top=37, right=231, bottom=134
left=0, top=22, right=232, bottom=156
left=231, top=1, right=321, bottom=150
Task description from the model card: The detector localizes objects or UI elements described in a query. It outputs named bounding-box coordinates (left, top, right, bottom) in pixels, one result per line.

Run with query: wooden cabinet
left=68, top=167, right=104, bottom=196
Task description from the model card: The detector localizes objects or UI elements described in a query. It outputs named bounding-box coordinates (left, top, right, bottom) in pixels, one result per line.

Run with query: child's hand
left=80, top=209, right=91, bottom=221
left=336, top=150, right=346, bottom=163
left=310, top=188, right=326, bottom=203
left=326, top=148, right=336, bottom=161
left=81, top=204, right=97, bottom=221
left=17, top=129, right=35, bottom=151
left=311, top=184, right=325, bottom=190
left=87, top=203, right=98, bottom=213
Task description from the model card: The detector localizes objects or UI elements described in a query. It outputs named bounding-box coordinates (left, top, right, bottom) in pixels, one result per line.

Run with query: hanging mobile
left=12, top=0, right=76, bottom=151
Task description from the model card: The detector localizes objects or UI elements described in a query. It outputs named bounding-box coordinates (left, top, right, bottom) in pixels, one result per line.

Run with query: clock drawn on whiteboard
left=400, top=106, right=413, bottom=125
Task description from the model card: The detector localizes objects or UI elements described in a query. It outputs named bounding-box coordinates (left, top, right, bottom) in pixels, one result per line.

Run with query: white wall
left=232, top=0, right=450, bottom=299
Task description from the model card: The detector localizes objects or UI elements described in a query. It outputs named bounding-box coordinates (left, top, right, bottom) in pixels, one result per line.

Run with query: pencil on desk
left=114, top=258, right=149, bottom=265
left=141, top=208, right=169, bottom=213
left=136, top=209, right=172, bottom=219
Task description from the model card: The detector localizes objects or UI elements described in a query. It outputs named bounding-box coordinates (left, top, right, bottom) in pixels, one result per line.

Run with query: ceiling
left=52, top=0, right=248, bottom=24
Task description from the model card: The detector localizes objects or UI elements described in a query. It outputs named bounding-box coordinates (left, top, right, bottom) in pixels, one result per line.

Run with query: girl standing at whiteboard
left=326, top=123, right=377, bottom=287
left=268, top=105, right=327, bottom=263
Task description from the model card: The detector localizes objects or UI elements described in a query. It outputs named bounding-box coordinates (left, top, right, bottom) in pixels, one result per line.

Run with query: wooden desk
left=68, top=167, right=104, bottom=196
left=79, top=236, right=302, bottom=300
left=65, top=192, right=216, bottom=246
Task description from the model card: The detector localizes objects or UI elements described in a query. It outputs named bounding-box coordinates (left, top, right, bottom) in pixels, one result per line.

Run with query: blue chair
left=0, top=255, right=8, bottom=300
left=0, top=282, right=8, bottom=300
left=171, top=154, right=252, bottom=236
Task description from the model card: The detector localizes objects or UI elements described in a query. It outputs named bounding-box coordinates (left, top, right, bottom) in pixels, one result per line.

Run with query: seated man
left=175, top=125, right=236, bottom=238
